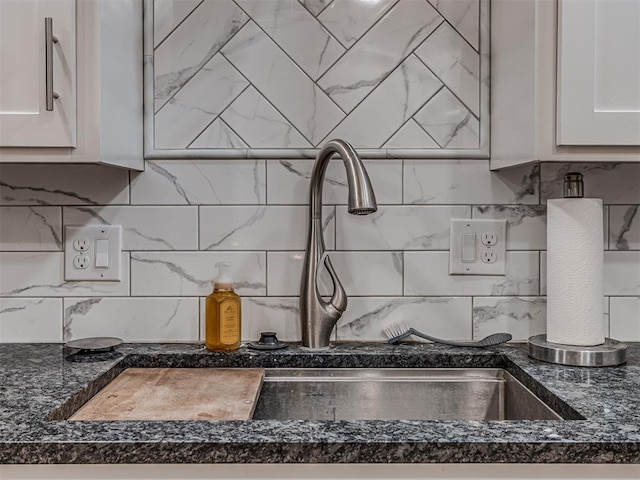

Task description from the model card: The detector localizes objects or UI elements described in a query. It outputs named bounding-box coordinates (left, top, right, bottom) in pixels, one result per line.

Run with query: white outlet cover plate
left=449, top=219, right=507, bottom=275
left=64, top=225, right=122, bottom=281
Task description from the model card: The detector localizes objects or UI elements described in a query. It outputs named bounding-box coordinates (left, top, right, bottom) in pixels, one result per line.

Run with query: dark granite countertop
left=0, top=342, right=639, bottom=464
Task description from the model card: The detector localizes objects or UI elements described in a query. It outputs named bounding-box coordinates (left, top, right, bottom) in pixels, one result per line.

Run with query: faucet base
left=299, top=345, right=333, bottom=351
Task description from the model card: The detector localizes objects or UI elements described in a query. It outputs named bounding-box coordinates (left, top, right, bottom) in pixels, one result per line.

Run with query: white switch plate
left=449, top=219, right=507, bottom=275
left=64, top=225, right=122, bottom=281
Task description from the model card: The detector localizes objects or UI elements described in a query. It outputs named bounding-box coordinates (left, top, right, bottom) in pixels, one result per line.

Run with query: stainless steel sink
left=252, top=368, right=563, bottom=421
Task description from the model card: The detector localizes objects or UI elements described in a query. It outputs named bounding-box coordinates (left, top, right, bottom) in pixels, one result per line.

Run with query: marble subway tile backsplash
left=130, top=251, right=266, bottom=297
left=336, top=297, right=473, bottom=342
left=404, top=161, right=539, bottom=205
left=610, top=297, right=640, bottom=341
left=603, top=251, right=640, bottom=296
left=473, top=205, right=610, bottom=250
left=266, top=159, right=402, bottom=205
left=201, top=296, right=302, bottom=343
left=541, top=163, right=640, bottom=204
left=473, top=205, right=547, bottom=250
left=0, top=164, right=129, bottom=205
left=404, top=251, right=539, bottom=296
left=0, top=207, right=62, bottom=251
left=0, top=298, right=62, bottom=342
left=0, top=252, right=131, bottom=297
left=473, top=297, right=611, bottom=342
left=199, top=206, right=335, bottom=251
left=473, top=297, right=547, bottom=342
left=0, top=161, right=639, bottom=342
left=336, top=206, right=469, bottom=251
left=63, top=297, right=200, bottom=342
left=266, top=251, right=403, bottom=297
left=609, top=205, right=640, bottom=250
left=130, top=160, right=265, bottom=205
left=63, top=206, right=198, bottom=251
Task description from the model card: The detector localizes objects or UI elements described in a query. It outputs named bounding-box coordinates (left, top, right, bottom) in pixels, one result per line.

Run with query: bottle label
left=219, top=300, right=238, bottom=345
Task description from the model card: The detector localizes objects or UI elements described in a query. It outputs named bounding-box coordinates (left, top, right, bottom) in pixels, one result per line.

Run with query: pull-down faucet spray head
left=344, top=150, right=377, bottom=216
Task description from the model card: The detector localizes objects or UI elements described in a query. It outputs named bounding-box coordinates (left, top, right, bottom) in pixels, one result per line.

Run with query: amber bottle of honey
left=205, top=262, right=241, bottom=351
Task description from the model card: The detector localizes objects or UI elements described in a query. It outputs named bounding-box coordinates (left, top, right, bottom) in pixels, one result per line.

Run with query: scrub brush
left=383, top=322, right=511, bottom=347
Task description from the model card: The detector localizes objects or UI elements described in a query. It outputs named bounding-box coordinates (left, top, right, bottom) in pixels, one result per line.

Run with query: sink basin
left=252, top=368, right=563, bottom=421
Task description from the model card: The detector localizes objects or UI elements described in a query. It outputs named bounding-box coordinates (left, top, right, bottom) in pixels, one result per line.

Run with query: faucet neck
left=308, top=141, right=340, bottom=220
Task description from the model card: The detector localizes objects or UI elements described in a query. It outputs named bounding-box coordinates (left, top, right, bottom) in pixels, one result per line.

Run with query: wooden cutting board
left=69, top=368, right=265, bottom=421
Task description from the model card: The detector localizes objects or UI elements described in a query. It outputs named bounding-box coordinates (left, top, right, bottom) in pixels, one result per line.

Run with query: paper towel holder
left=529, top=172, right=627, bottom=367
left=528, top=335, right=627, bottom=367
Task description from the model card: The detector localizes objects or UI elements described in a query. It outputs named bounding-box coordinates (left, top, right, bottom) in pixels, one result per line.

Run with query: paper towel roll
left=547, top=198, right=604, bottom=346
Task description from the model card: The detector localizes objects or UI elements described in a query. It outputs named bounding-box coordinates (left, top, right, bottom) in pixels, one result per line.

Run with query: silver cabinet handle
left=45, top=17, right=59, bottom=111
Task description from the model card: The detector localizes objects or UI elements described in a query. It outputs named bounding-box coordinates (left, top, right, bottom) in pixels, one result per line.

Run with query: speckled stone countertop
left=0, top=342, right=639, bottom=464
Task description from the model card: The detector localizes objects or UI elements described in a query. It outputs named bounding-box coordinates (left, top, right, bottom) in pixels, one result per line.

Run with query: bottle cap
left=213, top=262, right=234, bottom=290
left=563, top=172, right=584, bottom=198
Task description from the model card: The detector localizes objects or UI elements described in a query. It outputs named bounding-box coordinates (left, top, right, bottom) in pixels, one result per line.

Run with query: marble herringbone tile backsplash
left=0, top=161, right=639, bottom=343
left=151, top=0, right=487, bottom=154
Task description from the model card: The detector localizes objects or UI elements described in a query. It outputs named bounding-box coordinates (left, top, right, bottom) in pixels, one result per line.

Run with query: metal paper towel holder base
left=528, top=335, right=627, bottom=367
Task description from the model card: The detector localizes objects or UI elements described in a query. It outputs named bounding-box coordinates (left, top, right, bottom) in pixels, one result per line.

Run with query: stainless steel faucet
left=300, top=139, right=378, bottom=349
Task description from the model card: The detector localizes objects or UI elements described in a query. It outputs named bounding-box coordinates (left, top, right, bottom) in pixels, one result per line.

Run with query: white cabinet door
left=557, top=0, right=640, bottom=146
left=0, top=0, right=76, bottom=147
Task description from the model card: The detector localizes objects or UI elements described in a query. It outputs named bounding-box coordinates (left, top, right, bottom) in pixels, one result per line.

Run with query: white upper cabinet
left=0, top=0, right=143, bottom=170
left=491, top=0, right=640, bottom=169
left=0, top=0, right=76, bottom=147
left=557, top=0, right=640, bottom=146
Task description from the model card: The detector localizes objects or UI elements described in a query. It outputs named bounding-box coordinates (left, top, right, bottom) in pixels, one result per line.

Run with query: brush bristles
left=383, top=321, right=409, bottom=339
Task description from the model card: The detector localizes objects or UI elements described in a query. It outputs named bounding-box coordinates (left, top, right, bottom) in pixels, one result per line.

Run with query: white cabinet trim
left=557, top=0, right=640, bottom=146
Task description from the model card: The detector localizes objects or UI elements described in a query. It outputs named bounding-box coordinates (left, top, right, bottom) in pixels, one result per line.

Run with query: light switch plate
left=64, top=225, right=122, bottom=281
left=449, top=219, right=507, bottom=275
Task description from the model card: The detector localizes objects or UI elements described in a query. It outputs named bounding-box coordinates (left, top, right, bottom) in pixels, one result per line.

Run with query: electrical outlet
left=73, top=254, right=90, bottom=269
left=65, top=225, right=122, bottom=281
left=481, top=232, right=498, bottom=246
left=481, top=249, right=497, bottom=263
left=449, top=219, right=507, bottom=275
left=73, top=238, right=90, bottom=251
